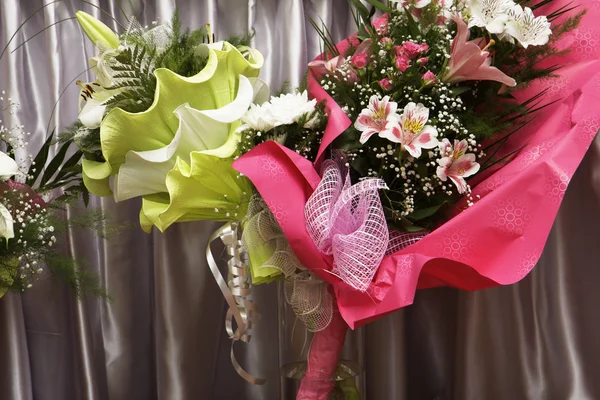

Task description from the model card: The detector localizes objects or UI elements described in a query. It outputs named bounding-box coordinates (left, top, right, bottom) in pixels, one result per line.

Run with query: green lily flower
left=82, top=42, right=265, bottom=232
left=75, top=11, right=120, bottom=49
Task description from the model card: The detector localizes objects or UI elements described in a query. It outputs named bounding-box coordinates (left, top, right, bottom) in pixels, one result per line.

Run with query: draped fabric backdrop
left=1, top=1, right=599, bottom=399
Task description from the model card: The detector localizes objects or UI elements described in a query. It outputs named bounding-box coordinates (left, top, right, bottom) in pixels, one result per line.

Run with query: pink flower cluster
left=393, top=41, right=429, bottom=72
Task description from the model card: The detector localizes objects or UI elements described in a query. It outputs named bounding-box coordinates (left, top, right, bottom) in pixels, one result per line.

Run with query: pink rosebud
left=350, top=53, right=369, bottom=69
left=423, top=70, right=437, bottom=84
left=379, top=78, right=393, bottom=91
left=380, top=37, right=393, bottom=49
left=395, top=55, right=410, bottom=72
left=417, top=57, right=428, bottom=65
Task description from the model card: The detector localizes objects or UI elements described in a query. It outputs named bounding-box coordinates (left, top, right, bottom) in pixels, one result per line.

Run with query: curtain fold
left=0, top=1, right=599, bottom=399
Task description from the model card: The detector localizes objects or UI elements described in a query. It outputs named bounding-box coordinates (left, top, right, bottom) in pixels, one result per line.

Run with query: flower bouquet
left=233, top=0, right=599, bottom=397
left=67, top=0, right=598, bottom=398
left=0, top=94, right=110, bottom=299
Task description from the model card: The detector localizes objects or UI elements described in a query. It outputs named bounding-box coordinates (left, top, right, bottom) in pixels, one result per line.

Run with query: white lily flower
left=504, top=5, right=552, bottom=48
left=113, top=75, right=267, bottom=202
left=0, top=151, right=19, bottom=181
left=468, top=0, right=514, bottom=34
left=0, top=203, right=14, bottom=241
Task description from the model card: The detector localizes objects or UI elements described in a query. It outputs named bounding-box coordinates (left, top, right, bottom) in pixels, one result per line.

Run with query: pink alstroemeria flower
left=308, top=55, right=344, bottom=80
left=384, top=102, right=438, bottom=158
left=355, top=95, right=400, bottom=144
left=373, top=13, right=389, bottom=35
left=436, top=138, right=480, bottom=193
left=443, top=14, right=516, bottom=87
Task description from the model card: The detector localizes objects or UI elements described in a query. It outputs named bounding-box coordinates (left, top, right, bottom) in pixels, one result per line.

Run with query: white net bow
left=242, top=196, right=333, bottom=332
left=305, top=160, right=389, bottom=292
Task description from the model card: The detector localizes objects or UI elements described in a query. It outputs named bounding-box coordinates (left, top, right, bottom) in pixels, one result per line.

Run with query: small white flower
left=468, top=0, right=514, bottom=34
left=268, top=91, right=317, bottom=127
left=504, top=5, right=552, bottom=48
left=240, top=103, right=277, bottom=132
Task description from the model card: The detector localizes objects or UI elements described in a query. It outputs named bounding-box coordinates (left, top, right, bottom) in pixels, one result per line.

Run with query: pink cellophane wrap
left=296, top=309, right=348, bottom=400
left=234, top=0, right=600, bottom=330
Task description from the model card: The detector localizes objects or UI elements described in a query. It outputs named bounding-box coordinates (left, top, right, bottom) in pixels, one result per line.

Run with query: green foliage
left=24, top=123, right=90, bottom=202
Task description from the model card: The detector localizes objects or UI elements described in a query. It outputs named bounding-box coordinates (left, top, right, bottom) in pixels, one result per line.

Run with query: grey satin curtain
left=1, top=1, right=599, bottom=399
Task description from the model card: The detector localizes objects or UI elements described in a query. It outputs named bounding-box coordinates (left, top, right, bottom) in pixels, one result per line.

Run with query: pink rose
left=423, top=70, right=437, bottom=85
left=401, top=41, right=430, bottom=58
left=402, top=41, right=423, bottom=58
left=395, top=55, right=410, bottom=72
left=417, top=57, right=428, bottom=65
left=351, top=53, right=369, bottom=69
left=379, top=78, right=393, bottom=91
left=393, top=45, right=405, bottom=57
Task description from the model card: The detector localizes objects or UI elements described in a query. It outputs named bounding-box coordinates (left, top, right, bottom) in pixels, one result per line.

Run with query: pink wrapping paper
left=234, top=0, right=600, bottom=329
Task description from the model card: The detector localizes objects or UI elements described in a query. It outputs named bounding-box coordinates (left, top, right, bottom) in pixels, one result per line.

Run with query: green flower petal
left=82, top=159, right=113, bottom=197
left=101, top=42, right=262, bottom=169
left=139, top=154, right=253, bottom=232
left=84, top=42, right=263, bottom=199
left=76, top=11, right=120, bottom=49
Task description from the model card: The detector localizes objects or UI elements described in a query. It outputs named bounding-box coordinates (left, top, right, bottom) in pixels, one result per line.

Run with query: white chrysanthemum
left=240, top=103, right=277, bottom=132
left=240, top=91, right=317, bottom=132
left=504, top=5, right=552, bottom=48
left=468, top=0, right=514, bottom=34
left=268, top=91, right=317, bottom=127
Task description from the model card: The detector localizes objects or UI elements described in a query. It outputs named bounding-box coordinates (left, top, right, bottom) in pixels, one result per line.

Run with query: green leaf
left=450, top=86, right=471, bottom=96
left=369, top=5, right=377, bottom=18
left=404, top=9, right=421, bottom=37
left=406, top=202, right=446, bottom=221
left=26, top=130, right=54, bottom=186
left=40, top=140, right=72, bottom=187
left=350, top=0, right=371, bottom=20
left=53, top=150, right=84, bottom=183
left=331, top=129, right=361, bottom=150
left=404, top=224, right=426, bottom=232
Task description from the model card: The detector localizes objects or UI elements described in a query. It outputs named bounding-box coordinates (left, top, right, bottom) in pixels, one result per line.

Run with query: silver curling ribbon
left=206, top=222, right=266, bottom=385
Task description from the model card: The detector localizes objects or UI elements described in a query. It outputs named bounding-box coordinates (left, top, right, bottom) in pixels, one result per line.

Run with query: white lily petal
left=248, top=77, right=270, bottom=105
left=79, top=98, right=106, bottom=129
left=174, top=104, right=231, bottom=155
left=0, top=151, right=19, bottom=181
left=113, top=154, right=174, bottom=202
left=0, top=202, right=14, bottom=240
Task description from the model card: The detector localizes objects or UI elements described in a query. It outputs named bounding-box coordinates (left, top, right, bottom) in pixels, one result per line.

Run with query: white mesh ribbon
left=242, top=196, right=333, bottom=332
left=305, top=160, right=389, bottom=292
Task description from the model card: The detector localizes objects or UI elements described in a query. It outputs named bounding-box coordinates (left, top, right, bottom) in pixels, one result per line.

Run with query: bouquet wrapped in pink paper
left=234, top=0, right=599, bottom=397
